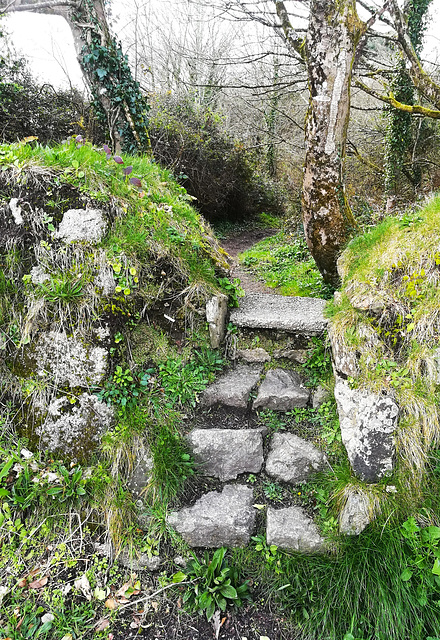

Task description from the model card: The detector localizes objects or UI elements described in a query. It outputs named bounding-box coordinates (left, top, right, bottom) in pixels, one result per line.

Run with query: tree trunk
left=302, top=0, right=364, bottom=286
left=1, top=0, right=150, bottom=153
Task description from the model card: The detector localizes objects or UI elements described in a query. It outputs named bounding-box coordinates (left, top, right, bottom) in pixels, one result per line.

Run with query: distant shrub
left=149, top=94, right=286, bottom=222
left=0, top=55, right=103, bottom=144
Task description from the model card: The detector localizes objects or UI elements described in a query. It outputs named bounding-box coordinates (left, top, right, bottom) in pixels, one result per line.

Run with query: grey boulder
left=267, top=506, right=325, bottom=552
left=253, top=368, right=309, bottom=410
left=237, top=348, right=271, bottom=364
left=187, top=428, right=264, bottom=481
left=334, top=378, right=399, bottom=482
left=167, top=485, right=255, bottom=547
left=266, top=432, right=325, bottom=483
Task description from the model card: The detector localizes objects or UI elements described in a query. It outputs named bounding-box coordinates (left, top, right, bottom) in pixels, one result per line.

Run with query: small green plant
left=173, top=547, right=251, bottom=621
left=252, top=534, right=283, bottom=574
left=217, top=277, right=244, bottom=308
left=400, top=517, right=440, bottom=607
left=375, top=359, right=412, bottom=389
left=247, top=473, right=258, bottom=484
left=0, top=603, right=54, bottom=639
left=38, top=275, right=83, bottom=304
left=46, top=465, right=86, bottom=503
left=302, top=337, right=332, bottom=386
left=317, top=401, right=341, bottom=444
left=98, top=366, right=154, bottom=412
left=263, top=480, right=284, bottom=503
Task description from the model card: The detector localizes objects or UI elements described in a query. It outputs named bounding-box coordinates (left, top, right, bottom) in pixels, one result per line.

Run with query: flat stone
left=55, top=208, right=106, bottom=244
left=253, top=368, right=309, bottom=411
left=334, top=378, right=399, bottom=483
left=187, top=429, right=264, bottom=481
left=167, top=485, right=255, bottom=548
left=201, top=364, right=262, bottom=408
left=237, top=348, right=271, bottom=363
left=266, top=433, right=325, bottom=483
left=230, top=294, right=326, bottom=334
left=266, top=506, right=325, bottom=552
left=206, top=294, right=228, bottom=348
left=339, top=492, right=371, bottom=536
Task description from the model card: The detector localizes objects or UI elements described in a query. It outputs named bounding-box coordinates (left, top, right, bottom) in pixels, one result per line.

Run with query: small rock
left=328, top=325, right=359, bottom=378
left=126, top=449, right=153, bottom=499
left=167, top=485, right=255, bottom=547
left=312, top=385, right=330, bottom=409
left=187, top=428, right=264, bottom=481
left=9, top=198, right=23, bottom=224
left=55, top=208, right=107, bottom=244
left=339, top=492, right=371, bottom=535
left=237, top=348, right=271, bottom=364
left=253, top=368, right=309, bottom=411
left=334, top=378, right=399, bottom=482
left=266, top=506, right=325, bottom=552
left=118, top=551, right=162, bottom=571
left=30, top=266, right=50, bottom=285
left=434, top=348, right=440, bottom=384
left=174, top=555, right=187, bottom=568
left=266, top=433, right=325, bottom=483
left=206, top=294, right=228, bottom=348
left=201, top=364, right=262, bottom=408
left=273, top=348, right=308, bottom=364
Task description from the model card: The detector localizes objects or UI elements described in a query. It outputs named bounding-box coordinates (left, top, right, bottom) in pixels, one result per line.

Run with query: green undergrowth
left=239, top=230, right=334, bottom=298
left=327, top=194, right=440, bottom=517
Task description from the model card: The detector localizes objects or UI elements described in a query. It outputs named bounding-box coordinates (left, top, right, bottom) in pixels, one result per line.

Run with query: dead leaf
left=17, top=579, right=27, bottom=589
left=151, top=601, right=159, bottom=612
left=104, top=598, right=119, bottom=611
left=60, top=635, right=73, bottom=640
left=29, top=576, right=48, bottom=590
left=74, top=574, right=92, bottom=601
left=95, top=618, right=110, bottom=632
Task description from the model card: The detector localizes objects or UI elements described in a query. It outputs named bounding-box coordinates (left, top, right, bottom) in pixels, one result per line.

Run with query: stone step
left=187, top=428, right=265, bottom=481
left=230, top=293, right=327, bottom=334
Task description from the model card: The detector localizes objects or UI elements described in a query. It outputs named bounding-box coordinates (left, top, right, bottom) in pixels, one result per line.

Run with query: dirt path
left=221, top=228, right=280, bottom=295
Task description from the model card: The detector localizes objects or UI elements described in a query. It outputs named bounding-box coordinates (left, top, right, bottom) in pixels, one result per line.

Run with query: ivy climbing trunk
left=302, top=0, right=364, bottom=285
left=1, top=0, right=150, bottom=153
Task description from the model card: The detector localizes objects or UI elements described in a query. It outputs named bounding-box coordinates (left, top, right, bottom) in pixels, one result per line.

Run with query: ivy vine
left=384, top=0, right=432, bottom=197
left=72, top=0, right=150, bottom=154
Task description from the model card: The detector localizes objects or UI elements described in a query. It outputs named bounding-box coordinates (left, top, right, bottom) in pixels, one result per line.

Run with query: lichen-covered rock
left=55, top=208, right=107, bottom=244
left=334, top=378, right=399, bottom=482
left=36, top=393, right=114, bottom=456
left=30, top=266, right=49, bottom=285
left=187, top=428, right=264, bottom=481
left=265, top=433, right=325, bottom=483
left=95, top=265, right=116, bottom=296
left=118, top=551, right=162, bottom=571
left=328, top=325, right=359, bottom=378
left=434, top=348, right=440, bottom=384
left=253, top=368, right=309, bottom=411
left=266, top=506, right=325, bottom=552
left=36, top=332, right=108, bottom=387
left=273, top=348, right=308, bottom=364
left=201, top=364, right=262, bottom=408
left=339, top=492, right=372, bottom=535
left=206, top=294, right=228, bottom=348
left=167, top=485, right=255, bottom=547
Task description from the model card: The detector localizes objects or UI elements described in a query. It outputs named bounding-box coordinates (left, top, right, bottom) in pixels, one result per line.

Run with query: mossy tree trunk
left=1, top=0, right=150, bottom=153
left=302, top=1, right=367, bottom=285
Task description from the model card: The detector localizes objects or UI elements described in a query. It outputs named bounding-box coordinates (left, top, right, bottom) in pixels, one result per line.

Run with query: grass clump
left=239, top=230, right=334, bottom=298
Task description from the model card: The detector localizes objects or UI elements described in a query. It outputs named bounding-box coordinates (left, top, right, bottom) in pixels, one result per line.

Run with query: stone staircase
left=167, top=293, right=330, bottom=553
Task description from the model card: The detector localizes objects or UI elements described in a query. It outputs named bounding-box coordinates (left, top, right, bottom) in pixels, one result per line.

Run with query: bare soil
left=221, top=229, right=279, bottom=295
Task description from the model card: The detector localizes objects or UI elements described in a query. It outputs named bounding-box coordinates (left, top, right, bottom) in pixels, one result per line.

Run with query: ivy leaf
left=96, top=68, right=108, bottom=79
left=400, top=568, right=413, bottom=581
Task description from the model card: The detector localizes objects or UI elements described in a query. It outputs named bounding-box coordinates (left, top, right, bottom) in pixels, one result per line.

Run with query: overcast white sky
left=3, top=1, right=440, bottom=91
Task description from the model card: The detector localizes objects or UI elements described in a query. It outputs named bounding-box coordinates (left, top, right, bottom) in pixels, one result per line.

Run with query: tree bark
left=302, top=0, right=364, bottom=285
left=1, top=0, right=149, bottom=153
